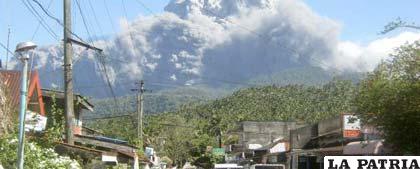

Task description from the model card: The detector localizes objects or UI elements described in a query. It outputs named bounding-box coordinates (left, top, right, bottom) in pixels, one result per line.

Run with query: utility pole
left=62, top=0, right=102, bottom=145
left=64, top=0, right=75, bottom=145
left=132, top=80, right=145, bottom=142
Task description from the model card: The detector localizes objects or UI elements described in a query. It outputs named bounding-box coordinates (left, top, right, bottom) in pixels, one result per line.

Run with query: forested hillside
left=249, top=66, right=363, bottom=86
left=83, top=86, right=229, bottom=119
left=85, top=67, right=363, bottom=120
left=86, top=79, right=357, bottom=165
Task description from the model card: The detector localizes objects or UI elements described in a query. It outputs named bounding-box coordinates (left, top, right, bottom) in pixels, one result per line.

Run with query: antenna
left=5, top=27, right=11, bottom=70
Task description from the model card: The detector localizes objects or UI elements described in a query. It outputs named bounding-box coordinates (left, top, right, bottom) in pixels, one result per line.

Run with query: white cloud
left=329, top=32, right=420, bottom=71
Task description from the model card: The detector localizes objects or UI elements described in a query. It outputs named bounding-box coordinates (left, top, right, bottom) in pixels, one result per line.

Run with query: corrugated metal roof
left=0, top=70, right=22, bottom=106
left=41, top=88, right=94, bottom=111
left=0, top=70, right=45, bottom=115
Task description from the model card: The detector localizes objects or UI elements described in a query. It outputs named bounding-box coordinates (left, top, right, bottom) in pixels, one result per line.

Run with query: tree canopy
left=356, top=41, right=420, bottom=154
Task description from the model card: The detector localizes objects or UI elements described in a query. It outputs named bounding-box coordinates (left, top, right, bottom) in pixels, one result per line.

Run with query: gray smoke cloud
left=9, top=0, right=418, bottom=97
left=105, top=0, right=340, bottom=85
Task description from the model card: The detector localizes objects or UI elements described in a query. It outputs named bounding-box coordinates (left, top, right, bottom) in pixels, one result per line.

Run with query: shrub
left=0, top=135, right=81, bottom=169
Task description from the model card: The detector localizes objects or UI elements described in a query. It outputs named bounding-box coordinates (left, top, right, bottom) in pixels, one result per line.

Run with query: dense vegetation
left=0, top=134, right=80, bottom=169
left=86, top=67, right=362, bottom=120
left=0, top=84, right=80, bottom=168
left=87, top=79, right=357, bottom=166
left=84, top=86, right=228, bottom=120
left=355, top=41, right=420, bottom=154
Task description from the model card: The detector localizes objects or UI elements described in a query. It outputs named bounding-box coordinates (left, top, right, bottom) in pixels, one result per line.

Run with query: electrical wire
left=121, top=0, right=140, bottom=63
left=74, top=0, right=120, bottom=112
left=74, top=0, right=94, bottom=44
left=103, top=0, right=118, bottom=35
left=134, top=0, right=156, bottom=16
left=83, top=114, right=133, bottom=121
left=87, top=0, right=105, bottom=35
left=0, top=41, right=15, bottom=57
left=21, top=0, right=59, bottom=40
left=30, top=0, right=87, bottom=43
left=30, top=0, right=54, bottom=40
left=96, top=52, right=119, bottom=105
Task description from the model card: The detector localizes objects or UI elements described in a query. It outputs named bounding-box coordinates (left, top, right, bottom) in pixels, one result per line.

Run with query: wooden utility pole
left=64, top=0, right=75, bottom=145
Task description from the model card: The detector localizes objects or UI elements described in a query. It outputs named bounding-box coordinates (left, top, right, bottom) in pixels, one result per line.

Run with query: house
left=41, top=88, right=94, bottom=135
left=229, top=121, right=302, bottom=149
left=225, top=121, right=303, bottom=165
left=288, top=114, right=390, bottom=169
left=0, top=70, right=47, bottom=134
left=41, top=89, right=145, bottom=168
left=0, top=70, right=145, bottom=167
left=0, top=70, right=46, bottom=115
left=252, top=139, right=290, bottom=164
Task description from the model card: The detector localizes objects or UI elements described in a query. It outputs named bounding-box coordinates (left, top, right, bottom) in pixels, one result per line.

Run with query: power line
left=83, top=114, right=133, bottom=121
left=21, top=0, right=59, bottom=40
left=103, top=0, right=118, bottom=35
left=121, top=0, right=141, bottom=64
left=83, top=115, right=192, bottom=128
left=30, top=0, right=87, bottom=43
left=74, top=0, right=94, bottom=43
left=96, top=52, right=119, bottom=103
left=134, top=0, right=157, bottom=16
left=30, top=0, right=54, bottom=41
left=25, top=0, right=59, bottom=40
left=0, top=41, right=14, bottom=57
left=73, top=0, right=119, bottom=111
left=87, top=0, right=105, bottom=35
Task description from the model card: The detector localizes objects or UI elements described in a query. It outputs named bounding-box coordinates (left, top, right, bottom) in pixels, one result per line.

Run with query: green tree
left=355, top=41, right=420, bottom=154
left=381, top=17, right=419, bottom=34
left=144, top=113, right=195, bottom=167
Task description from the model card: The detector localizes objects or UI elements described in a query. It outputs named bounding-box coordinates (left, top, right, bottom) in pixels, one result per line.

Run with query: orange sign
left=343, top=114, right=361, bottom=138
left=343, top=130, right=361, bottom=138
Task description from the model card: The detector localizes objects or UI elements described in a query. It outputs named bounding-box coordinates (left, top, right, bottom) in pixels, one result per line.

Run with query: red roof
left=0, top=70, right=45, bottom=115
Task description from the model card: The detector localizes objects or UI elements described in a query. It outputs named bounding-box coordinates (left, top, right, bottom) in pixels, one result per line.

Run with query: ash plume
left=8, top=0, right=420, bottom=97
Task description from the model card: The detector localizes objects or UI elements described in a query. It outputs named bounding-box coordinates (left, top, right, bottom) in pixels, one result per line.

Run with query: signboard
left=248, top=144, right=263, bottom=150
left=212, top=148, right=225, bottom=156
left=145, top=147, right=154, bottom=157
left=269, top=142, right=286, bottom=153
left=102, top=154, right=117, bottom=162
left=343, top=114, right=361, bottom=138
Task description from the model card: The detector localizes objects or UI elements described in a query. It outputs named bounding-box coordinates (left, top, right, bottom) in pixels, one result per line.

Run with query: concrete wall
left=239, top=121, right=301, bottom=145
left=317, top=116, right=341, bottom=136
left=290, top=124, right=317, bottom=149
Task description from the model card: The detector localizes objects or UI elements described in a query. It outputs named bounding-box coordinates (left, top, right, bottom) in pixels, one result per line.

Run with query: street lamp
left=15, top=41, right=37, bottom=169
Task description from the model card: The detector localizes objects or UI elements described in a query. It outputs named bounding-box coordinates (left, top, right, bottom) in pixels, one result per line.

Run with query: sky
left=0, top=0, right=419, bottom=63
